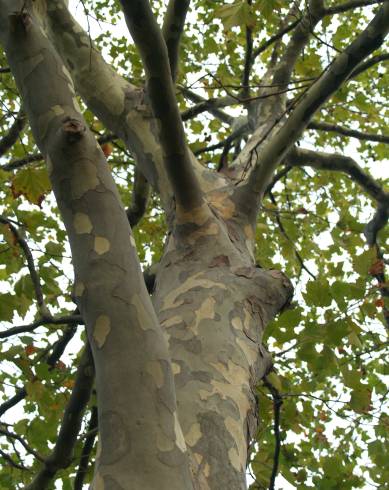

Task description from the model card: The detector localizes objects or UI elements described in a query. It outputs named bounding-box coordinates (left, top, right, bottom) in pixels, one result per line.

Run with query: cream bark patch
left=161, top=272, right=227, bottom=311
left=71, top=160, right=99, bottom=199
left=93, top=315, right=111, bottom=348
left=146, top=361, right=164, bottom=388
left=185, top=422, right=202, bottom=447
left=132, top=294, right=154, bottom=331
left=94, top=236, right=110, bottom=255
left=73, top=213, right=92, bottom=234
left=174, top=412, right=187, bottom=452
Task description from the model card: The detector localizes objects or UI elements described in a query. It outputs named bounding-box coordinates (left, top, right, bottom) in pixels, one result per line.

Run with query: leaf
left=305, top=279, right=332, bottom=307
left=11, top=168, right=51, bottom=206
left=352, top=247, right=377, bottom=276
left=215, top=2, right=255, bottom=30
left=349, top=386, right=371, bottom=414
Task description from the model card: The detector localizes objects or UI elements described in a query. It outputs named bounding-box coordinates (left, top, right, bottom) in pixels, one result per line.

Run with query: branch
left=179, top=86, right=234, bottom=125
left=263, top=377, right=283, bottom=490
left=307, top=120, right=389, bottom=143
left=350, top=52, right=389, bottom=78
left=1, top=134, right=116, bottom=172
left=1, top=152, right=43, bottom=171
left=0, top=216, right=49, bottom=317
left=0, top=66, right=10, bottom=73
left=0, top=314, right=82, bottom=339
left=120, top=0, right=202, bottom=211
left=181, top=95, right=236, bottom=122
left=268, top=190, right=317, bottom=279
left=0, top=325, right=77, bottom=418
left=162, top=0, right=191, bottom=82
left=0, top=448, right=27, bottom=471
left=0, top=107, right=27, bottom=157
left=73, top=406, right=98, bottom=490
left=194, top=121, right=249, bottom=156
left=246, top=3, right=389, bottom=201
left=271, top=1, right=326, bottom=89
left=252, top=18, right=301, bottom=62
left=286, top=147, right=389, bottom=204
left=126, top=167, right=150, bottom=228
left=364, top=203, right=389, bottom=246
left=241, top=0, right=253, bottom=99
left=325, top=0, right=385, bottom=15
left=0, top=426, right=44, bottom=462
left=25, top=345, right=94, bottom=490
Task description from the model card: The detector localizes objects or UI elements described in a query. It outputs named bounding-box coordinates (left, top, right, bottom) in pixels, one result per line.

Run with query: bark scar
left=62, top=117, right=86, bottom=142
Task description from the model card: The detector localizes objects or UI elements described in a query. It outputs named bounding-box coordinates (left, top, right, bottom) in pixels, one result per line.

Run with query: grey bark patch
left=157, top=446, right=188, bottom=468
left=100, top=411, right=130, bottom=465
left=103, top=475, right=125, bottom=490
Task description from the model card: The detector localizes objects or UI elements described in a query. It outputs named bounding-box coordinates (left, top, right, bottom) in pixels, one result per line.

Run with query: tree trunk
left=152, top=195, right=292, bottom=488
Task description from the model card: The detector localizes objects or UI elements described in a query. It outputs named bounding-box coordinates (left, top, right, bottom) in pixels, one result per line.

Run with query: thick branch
left=126, top=167, right=150, bottom=228
left=350, top=52, right=389, bottom=78
left=120, top=0, right=202, bottom=211
left=286, top=146, right=389, bottom=203
left=0, top=8, right=193, bottom=487
left=25, top=346, right=95, bottom=490
left=307, top=120, right=389, bottom=143
left=162, top=0, right=191, bottom=82
left=39, top=0, right=174, bottom=207
left=0, top=107, right=27, bottom=156
left=246, top=3, right=389, bottom=201
left=241, top=0, right=253, bottom=99
left=271, top=0, right=326, bottom=89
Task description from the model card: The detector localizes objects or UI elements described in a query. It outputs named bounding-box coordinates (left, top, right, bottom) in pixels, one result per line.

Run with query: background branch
left=162, top=0, right=191, bottom=82
left=25, top=345, right=94, bottom=490
left=307, top=120, right=389, bottom=143
left=0, top=107, right=26, bottom=157
left=120, top=0, right=203, bottom=210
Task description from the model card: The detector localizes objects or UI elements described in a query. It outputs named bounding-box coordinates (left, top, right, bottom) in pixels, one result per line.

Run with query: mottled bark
left=0, top=7, right=193, bottom=489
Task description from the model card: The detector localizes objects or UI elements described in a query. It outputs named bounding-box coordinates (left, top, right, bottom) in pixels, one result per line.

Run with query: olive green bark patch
left=93, top=315, right=111, bottom=348
left=146, top=360, right=164, bottom=389
left=74, top=281, right=85, bottom=297
left=94, top=236, right=110, bottom=255
left=73, top=212, right=93, bottom=234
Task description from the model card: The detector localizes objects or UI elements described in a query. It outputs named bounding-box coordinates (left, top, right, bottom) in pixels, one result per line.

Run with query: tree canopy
left=0, top=0, right=388, bottom=489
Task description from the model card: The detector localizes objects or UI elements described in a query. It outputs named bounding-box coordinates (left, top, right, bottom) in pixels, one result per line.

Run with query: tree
left=0, top=0, right=388, bottom=488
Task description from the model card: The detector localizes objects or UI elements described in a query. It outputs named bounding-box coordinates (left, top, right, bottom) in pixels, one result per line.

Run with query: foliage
left=0, top=0, right=388, bottom=489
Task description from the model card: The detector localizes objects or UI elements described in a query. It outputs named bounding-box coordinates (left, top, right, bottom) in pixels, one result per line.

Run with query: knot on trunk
left=62, top=118, right=86, bottom=143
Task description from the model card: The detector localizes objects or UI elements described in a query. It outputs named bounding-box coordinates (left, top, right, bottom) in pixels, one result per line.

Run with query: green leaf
left=11, top=168, right=51, bottom=206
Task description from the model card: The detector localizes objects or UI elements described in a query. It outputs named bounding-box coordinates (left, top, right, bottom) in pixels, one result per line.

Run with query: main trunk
left=153, top=194, right=292, bottom=488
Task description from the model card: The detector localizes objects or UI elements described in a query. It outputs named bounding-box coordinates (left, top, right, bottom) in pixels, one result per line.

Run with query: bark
left=0, top=7, right=193, bottom=489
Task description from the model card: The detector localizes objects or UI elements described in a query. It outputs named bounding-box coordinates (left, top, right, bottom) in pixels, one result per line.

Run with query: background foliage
left=0, top=1, right=388, bottom=488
